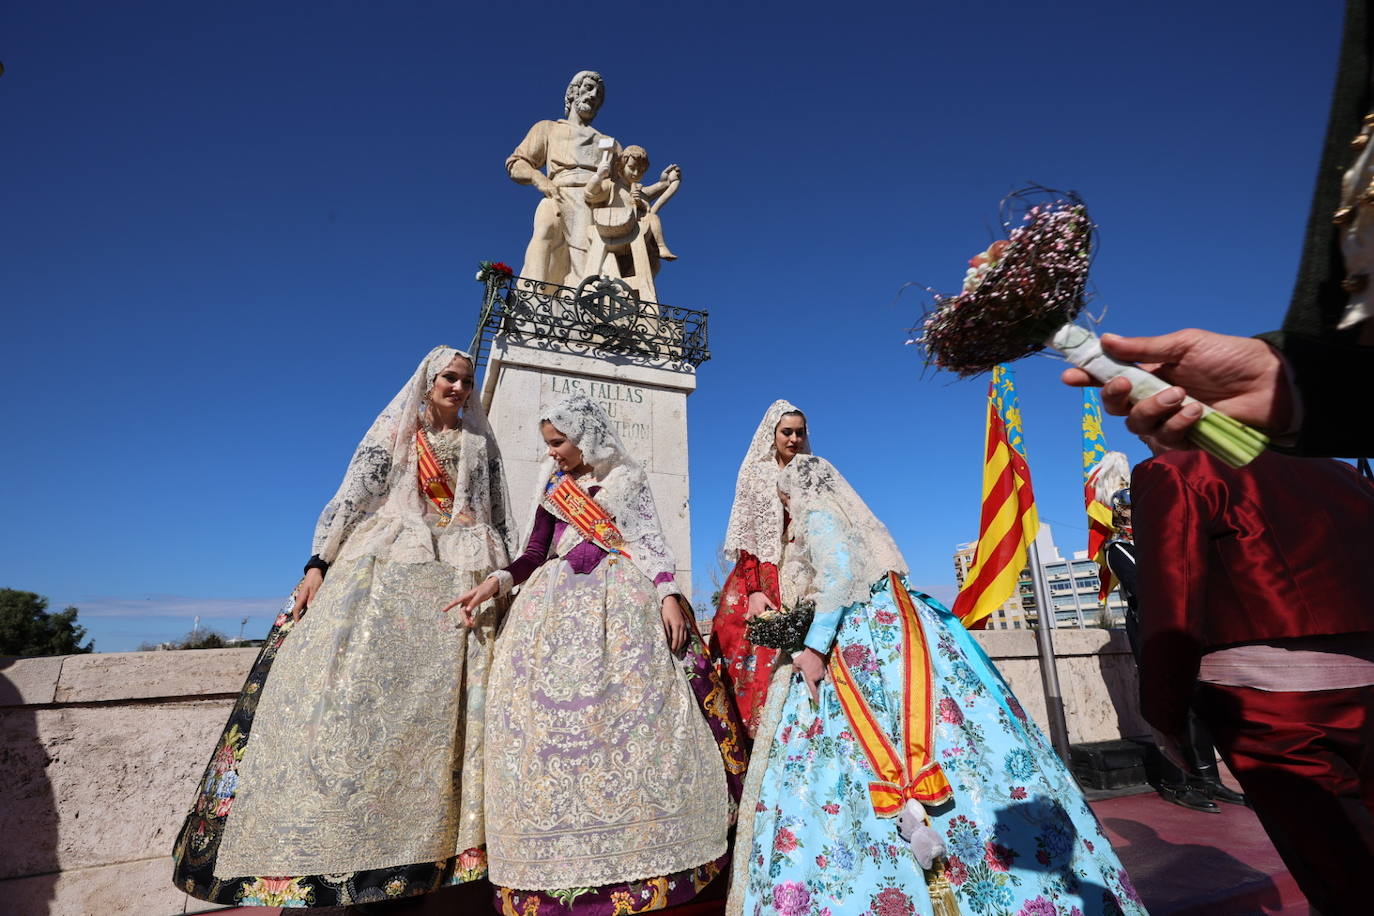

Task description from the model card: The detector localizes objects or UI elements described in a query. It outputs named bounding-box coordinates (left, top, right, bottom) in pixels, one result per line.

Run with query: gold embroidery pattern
left=485, top=555, right=729, bottom=890
left=215, top=556, right=495, bottom=877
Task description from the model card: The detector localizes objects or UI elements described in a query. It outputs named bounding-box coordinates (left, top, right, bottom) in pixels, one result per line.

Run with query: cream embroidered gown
left=173, top=347, right=515, bottom=908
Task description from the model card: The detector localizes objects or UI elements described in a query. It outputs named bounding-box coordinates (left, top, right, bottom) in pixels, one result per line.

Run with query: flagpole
left=1028, top=537, right=1072, bottom=764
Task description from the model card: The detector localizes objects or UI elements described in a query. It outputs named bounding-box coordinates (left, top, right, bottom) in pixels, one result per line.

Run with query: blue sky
left=1, top=1, right=1343, bottom=651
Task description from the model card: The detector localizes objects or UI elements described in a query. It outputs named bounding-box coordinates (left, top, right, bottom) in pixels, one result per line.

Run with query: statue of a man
left=506, top=71, right=617, bottom=288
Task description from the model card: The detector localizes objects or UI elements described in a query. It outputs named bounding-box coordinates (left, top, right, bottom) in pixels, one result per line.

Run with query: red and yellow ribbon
left=830, top=572, right=952, bottom=817
left=415, top=429, right=456, bottom=526
left=544, top=472, right=631, bottom=558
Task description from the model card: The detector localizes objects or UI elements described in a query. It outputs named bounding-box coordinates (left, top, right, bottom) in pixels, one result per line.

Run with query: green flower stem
left=1050, top=323, right=1269, bottom=468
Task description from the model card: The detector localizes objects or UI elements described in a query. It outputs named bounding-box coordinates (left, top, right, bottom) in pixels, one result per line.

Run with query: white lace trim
left=488, top=569, right=515, bottom=596
left=724, top=663, right=795, bottom=916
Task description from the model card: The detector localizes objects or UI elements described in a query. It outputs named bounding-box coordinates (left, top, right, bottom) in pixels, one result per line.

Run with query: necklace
left=422, top=425, right=463, bottom=470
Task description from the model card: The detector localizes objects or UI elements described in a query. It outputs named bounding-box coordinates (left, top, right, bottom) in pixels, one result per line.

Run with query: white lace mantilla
left=527, top=394, right=676, bottom=585
left=722, top=400, right=810, bottom=565
left=312, top=346, right=517, bottom=584
left=777, top=455, right=908, bottom=619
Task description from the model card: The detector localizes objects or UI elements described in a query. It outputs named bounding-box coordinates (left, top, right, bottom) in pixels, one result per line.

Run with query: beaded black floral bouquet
left=745, top=600, right=816, bottom=653
left=911, top=188, right=1267, bottom=467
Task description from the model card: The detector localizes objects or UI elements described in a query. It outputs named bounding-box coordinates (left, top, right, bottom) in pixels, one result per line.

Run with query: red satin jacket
left=1133, top=449, right=1374, bottom=733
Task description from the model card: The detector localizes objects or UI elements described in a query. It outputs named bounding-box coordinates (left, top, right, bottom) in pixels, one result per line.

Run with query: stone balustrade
left=0, top=628, right=1146, bottom=916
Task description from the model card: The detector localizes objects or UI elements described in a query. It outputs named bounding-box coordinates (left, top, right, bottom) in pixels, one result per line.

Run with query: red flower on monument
left=476, top=260, right=515, bottom=283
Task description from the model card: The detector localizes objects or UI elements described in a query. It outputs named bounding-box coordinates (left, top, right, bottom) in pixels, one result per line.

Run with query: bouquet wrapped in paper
left=913, top=189, right=1267, bottom=467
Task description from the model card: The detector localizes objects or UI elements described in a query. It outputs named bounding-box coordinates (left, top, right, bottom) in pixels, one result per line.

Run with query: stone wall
left=975, top=627, right=1151, bottom=745
left=0, top=631, right=1145, bottom=915
left=0, top=650, right=254, bottom=916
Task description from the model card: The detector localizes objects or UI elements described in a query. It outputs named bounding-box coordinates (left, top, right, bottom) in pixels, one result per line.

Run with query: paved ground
left=205, top=789, right=1308, bottom=916
left=1094, top=790, right=1306, bottom=915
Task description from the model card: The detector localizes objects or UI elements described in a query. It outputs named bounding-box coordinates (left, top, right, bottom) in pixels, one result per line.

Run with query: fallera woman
left=173, top=346, right=516, bottom=909
left=447, top=394, right=745, bottom=916
left=729, top=455, right=1146, bottom=916
left=710, top=400, right=810, bottom=736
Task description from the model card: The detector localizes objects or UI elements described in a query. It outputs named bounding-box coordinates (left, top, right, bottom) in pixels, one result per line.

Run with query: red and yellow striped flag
left=952, top=365, right=1040, bottom=630
left=1083, top=389, right=1117, bottom=603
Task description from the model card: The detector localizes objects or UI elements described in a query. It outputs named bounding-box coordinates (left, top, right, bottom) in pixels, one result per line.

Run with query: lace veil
left=311, top=346, right=517, bottom=573
left=777, top=455, right=908, bottom=615
left=722, top=400, right=810, bottom=565
left=530, top=393, right=676, bottom=584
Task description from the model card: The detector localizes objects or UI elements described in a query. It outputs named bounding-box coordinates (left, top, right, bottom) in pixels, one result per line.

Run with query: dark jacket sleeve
left=1133, top=459, right=1218, bottom=736
left=1284, top=0, right=1373, bottom=341
left=1256, top=1, right=1374, bottom=458
left=1255, top=331, right=1374, bottom=457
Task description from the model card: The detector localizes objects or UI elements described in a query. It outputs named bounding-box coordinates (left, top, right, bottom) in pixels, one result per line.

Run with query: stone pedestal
left=480, top=336, right=697, bottom=596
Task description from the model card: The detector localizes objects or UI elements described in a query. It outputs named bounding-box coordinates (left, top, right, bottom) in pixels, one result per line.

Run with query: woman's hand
left=661, top=595, right=689, bottom=653
left=745, top=591, right=776, bottom=620
left=291, top=568, right=324, bottom=622
left=793, top=647, right=828, bottom=704
left=442, top=577, right=499, bottom=629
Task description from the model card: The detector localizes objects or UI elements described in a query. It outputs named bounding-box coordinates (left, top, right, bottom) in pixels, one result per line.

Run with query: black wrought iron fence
left=469, top=274, right=710, bottom=373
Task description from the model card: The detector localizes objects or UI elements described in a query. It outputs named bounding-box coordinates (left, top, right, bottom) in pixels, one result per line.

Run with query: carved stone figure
left=506, top=71, right=617, bottom=290
left=583, top=144, right=682, bottom=302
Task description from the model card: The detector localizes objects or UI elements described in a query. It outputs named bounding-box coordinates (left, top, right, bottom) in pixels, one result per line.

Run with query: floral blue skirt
left=729, top=577, right=1146, bottom=916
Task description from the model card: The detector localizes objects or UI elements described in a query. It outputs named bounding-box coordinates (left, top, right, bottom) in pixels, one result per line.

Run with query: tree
left=0, top=589, right=95, bottom=656
left=179, top=629, right=228, bottom=650
left=135, top=628, right=230, bottom=651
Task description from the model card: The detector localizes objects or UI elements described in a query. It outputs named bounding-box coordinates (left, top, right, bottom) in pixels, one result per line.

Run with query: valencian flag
left=952, top=364, right=1040, bottom=630
left=1083, top=389, right=1116, bottom=603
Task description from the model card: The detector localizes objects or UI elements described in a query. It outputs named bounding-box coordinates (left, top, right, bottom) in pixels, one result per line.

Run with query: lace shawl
left=777, top=455, right=908, bottom=617
left=722, top=400, right=810, bottom=564
left=311, top=346, right=517, bottom=574
left=528, top=394, right=676, bottom=584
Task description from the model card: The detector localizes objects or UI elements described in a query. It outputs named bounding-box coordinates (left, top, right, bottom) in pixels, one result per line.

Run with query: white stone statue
left=583, top=143, right=682, bottom=302
left=506, top=71, right=617, bottom=290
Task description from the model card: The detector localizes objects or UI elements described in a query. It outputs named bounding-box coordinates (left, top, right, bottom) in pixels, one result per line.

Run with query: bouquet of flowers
left=913, top=189, right=1267, bottom=467
left=745, top=600, right=816, bottom=653
left=475, top=260, right=515, bottom=284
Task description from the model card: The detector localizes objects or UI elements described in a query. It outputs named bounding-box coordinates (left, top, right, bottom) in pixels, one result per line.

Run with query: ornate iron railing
left=468, top=273, right=710, bottom=373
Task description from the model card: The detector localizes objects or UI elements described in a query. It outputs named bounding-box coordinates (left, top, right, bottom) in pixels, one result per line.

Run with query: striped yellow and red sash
left=544, top=471, right=631, bottom=558
left=415, top=428, right=456, bottom=526
left=829, top=572, right=952, bottom=817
